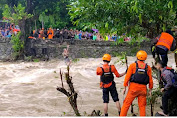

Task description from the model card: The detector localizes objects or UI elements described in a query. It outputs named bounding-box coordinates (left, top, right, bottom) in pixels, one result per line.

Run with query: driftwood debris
left=90, top=110, right=101, bottom=116
left=56, top=66, right=80, bottom=116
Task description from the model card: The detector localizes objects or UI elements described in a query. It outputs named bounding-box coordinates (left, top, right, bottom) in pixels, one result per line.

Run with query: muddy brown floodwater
left=0, top=54, right=175, bottom=116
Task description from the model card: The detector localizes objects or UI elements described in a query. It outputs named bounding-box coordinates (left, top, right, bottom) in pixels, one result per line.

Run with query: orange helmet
left=102, top=54, right=111, bottom=62
left=136, top=50, right=147, bottom=61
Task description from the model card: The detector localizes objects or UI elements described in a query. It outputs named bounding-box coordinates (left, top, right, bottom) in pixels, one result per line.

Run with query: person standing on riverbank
left=96, top=54, right=126, bottom=116
left=120, top=50, right=153, bottom=116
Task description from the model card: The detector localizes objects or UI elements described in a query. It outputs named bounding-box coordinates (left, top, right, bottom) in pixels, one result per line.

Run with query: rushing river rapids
left=0, top=54, right=175, bottom=116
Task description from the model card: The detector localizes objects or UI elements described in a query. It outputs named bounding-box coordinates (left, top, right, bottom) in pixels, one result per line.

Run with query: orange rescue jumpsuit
left=97, top=64, right=120, bottom=88
left=120, top=61, right=153, bottom=116
left=47, top=28, right=54, bottom=39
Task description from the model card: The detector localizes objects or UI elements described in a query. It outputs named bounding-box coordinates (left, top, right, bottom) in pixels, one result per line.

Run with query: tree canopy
left=0, top=0, right=72, bottom=37
left=68, top=0, right=177, bottom=38
left=0, top=0, right=177, bottom=38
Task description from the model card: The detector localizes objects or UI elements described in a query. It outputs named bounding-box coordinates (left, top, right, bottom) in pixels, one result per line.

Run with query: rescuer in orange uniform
left=39, top=28, right=44, bottom=39
left=155, top=30, right=176, bottom=66
left=120, top=50, right=153, bottom=116
left=47, top=28, right=54, bottom=39
left=96, top=54, right=126, bottom=116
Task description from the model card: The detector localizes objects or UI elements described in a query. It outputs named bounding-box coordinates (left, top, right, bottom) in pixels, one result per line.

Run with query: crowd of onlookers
left=0, top=20, right=131, bottom=41
left=0, top=24, right=132, bottom=42
left=29, top=27, right=132, bottom=42
left=0, top=23, right=20, bottom=38
left=0, top=26, right=14, bottom=38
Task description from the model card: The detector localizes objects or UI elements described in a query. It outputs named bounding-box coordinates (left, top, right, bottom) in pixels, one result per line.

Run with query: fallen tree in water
left=56, top=66, right=80, bottom=116
left=56, top=66, right=102, bottom=116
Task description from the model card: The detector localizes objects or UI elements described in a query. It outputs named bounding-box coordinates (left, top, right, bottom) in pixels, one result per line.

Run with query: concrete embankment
left=0, top=38, right=151, bottom=60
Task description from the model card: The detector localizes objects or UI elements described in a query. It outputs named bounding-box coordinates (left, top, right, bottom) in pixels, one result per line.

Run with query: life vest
left=100, top=65, right=114, bottom=88
left=161, top=67, right=177, bottom=88
left=130, top=61, right=149, bottom=85
left=48, top=29, right=53, bottom=39
left=156, top=32, right=174, bottom=50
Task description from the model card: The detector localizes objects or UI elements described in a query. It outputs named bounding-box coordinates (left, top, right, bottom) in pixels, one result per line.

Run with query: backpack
left=130, top=61, right=149, bottom=85
left=100, top=65, right=114, bottom=84
left=164, top=67, right=177, bottom=88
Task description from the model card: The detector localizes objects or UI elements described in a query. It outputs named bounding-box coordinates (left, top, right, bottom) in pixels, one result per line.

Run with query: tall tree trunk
left=42, top=20, right=44, bottom=29
left=26, top=0, right=33, bottom=14
left=25, top=0, right=33, bottom=42
left=18, top=19, right=26, bottom=40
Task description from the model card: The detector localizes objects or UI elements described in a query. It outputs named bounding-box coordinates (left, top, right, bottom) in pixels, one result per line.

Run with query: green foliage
left=112, top=37, right=124, bottom=46
left=39, top=12, right=49, bottom=25
left=68, top=0, right=177, bottom=38
left=147, top=88, right=162, bottom=107
left=11, top=32, right=24, bottom=57
left=63, top=112, right=66, bottom=116
left=112, top=34, right=150, bottom=46
left=2, top=4, right=11, bottom=19
left=128, top=38, right=137, bottom=46
left=114, top=52, right=127, bottom=65
left=0, top=0, right=72, bottom=30
left=112, top=51, right=121, bottom=57
left=146, top=88, right=162, bottom=116
left=1, top=0, right=176, bottom=36
left=24, top=56, right=32, bottom=61
left=72, top=58, right=80, bottom=63
left=37, top=0, right=71, bottom=29
left=33, top=59, right=40, bottom=62
left=2, top=3, right=33, bottom=24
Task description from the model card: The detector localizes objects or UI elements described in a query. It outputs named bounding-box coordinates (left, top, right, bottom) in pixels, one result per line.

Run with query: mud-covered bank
left=0, top=53, right=175, bottom=116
